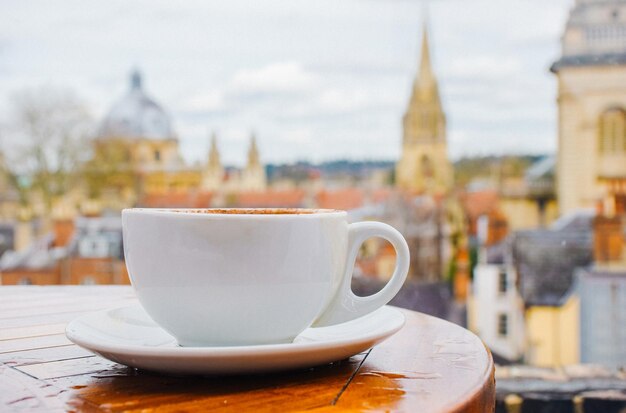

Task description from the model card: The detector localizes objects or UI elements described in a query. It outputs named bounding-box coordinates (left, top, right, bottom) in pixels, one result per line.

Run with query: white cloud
left=178, top=91, right=224, bottom=112
left=0, top=0, right=572, bottom=164
left=316, top=89, right=379, bottom=113
left=279, top=128, right=314, bottom=144
left=230, top=62, right=317, bottom=94
left=444, top=56, right=523, bottom=80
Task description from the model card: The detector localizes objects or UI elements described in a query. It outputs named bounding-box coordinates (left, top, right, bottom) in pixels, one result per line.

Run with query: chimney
left=14, top=221, right=33, bottom=252
left=14, top=207, right=34, bottom=252
left=53, top=219, right=75, bottom=248
left=593, top=212, right=624, bottom=264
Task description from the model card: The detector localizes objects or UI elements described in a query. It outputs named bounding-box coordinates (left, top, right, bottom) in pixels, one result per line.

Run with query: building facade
left=472, top=260, right=526, bottom=361
left=576, top=268, right=626, bottom=366
left=553, top=0, right=626, bottom=215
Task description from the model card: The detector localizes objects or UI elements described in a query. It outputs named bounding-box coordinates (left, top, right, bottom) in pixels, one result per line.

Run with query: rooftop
left=513, top=228, right=593, bottom=306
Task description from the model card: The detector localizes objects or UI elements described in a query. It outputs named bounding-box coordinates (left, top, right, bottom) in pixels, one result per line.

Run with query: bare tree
left=6, top=87, right=93, bottom=212
left=83, top=137, right=139, bottom=199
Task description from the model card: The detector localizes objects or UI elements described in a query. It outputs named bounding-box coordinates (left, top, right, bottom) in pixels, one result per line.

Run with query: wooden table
left=0, top=286, right=494, bottom=412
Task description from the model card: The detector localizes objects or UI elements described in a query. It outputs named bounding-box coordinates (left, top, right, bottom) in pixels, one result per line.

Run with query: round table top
left=0, top=286, right=494, bottom=412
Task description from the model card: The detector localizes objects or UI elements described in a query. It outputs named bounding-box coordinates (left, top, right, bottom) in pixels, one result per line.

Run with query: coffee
left=162, top=208, right=329, bottom=215
left=122, top=207, right=409, bottom=346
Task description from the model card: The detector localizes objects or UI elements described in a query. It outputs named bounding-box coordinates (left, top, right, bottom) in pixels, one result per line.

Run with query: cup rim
left=122, top=208, right=346, bottom=218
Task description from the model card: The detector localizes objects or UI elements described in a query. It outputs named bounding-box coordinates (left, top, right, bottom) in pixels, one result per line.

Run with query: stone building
left=87, top=70, right=197, bottom=211
left=393, top=21, right=466, bottom=284
left=553, top=0, right=626, bottom=215
left=395, top=23, right=452, bottom=195
left=98, top=70, right=183, bottom=173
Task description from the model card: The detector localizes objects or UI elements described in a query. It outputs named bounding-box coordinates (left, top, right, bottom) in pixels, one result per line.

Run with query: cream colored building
left=554, top=0, right=626, bottom=215
left=525, top=295, right=581, bottom=367
left=396, top=24, right=452, bottom=194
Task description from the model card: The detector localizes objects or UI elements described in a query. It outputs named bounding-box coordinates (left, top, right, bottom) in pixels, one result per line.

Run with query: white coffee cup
left=122, top=208, right=410, bottom=346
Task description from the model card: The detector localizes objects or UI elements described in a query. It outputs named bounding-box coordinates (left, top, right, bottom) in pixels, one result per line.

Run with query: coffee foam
left=167, top=208, right=335, bottom=215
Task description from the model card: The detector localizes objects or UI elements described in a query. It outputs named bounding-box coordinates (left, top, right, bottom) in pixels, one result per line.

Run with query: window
left=420, top=155, right=434, bottom=179
left=18, top=277, right=33, bottom=285
left=498, top=313, right=508, bottom=337
left=498, top=269, right=507, bottom=294
left=81, top=276, right=97, bottom=285
left=79, top=236, right=110, bottom=258
left=154, top=150, right=161, bottom=161
left=599, top=108, right=626, bottom=153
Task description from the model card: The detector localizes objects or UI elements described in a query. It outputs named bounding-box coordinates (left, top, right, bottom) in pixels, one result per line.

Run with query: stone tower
left=395, top=22, right=452, bottom=194
left=241, top=133, right=267, bottom=191
left=202, top=132, right=224, bottom=192
left=553, top=0, right=626, bottom=215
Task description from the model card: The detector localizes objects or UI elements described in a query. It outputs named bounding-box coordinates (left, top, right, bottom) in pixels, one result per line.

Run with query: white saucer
left=66, top=305, right=405, bottom=375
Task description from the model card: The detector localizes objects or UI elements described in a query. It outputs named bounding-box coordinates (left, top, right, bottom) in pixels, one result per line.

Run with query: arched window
left=599, top=107, right=626, bottom=153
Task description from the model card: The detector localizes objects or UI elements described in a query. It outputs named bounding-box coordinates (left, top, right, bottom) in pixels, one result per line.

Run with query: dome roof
left=98, top=70, right=173, bottom=140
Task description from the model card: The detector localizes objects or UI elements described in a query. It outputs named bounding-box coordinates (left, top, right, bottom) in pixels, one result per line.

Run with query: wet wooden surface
left=0, top=286, right=495, bottom=412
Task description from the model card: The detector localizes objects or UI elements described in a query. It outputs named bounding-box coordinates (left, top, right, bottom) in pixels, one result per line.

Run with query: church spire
left=405, top=18, right=443, bottom=131
left=208, top=132, right=221, bottom=169
left=395, top=15, right=451, bottom=195
left=241, top=131, right=267, bottom=191
left=247, top=132, right=260, bottom=167
left=413, top=20, right=439, bottom=101
left=418, top=22, right=434, bottom=88
left=202, top=131, right=225, bottom=192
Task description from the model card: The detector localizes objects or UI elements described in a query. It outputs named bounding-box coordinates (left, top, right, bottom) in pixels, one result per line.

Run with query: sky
left=0, top=0, right=572, bottom=167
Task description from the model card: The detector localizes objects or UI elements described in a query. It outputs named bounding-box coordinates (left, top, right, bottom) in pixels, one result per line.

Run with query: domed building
left=87, top=70, right=201, bottom=209
left=100, top=71, right=172, bottom=140
left=84, top=69, right=267, bottom=212
left=97, top=70, right=184, bottom=173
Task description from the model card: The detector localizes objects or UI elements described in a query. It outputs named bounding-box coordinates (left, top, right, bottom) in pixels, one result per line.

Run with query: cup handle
left=313, top=221, right=410, bottom=327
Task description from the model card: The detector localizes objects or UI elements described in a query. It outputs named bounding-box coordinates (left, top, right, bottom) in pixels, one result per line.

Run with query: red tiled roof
left=356, top=258, right=378, bottom=277
left=371, top=188, right=393, bottom=204
left=316, top=188, right=364, bottom=210
left=308, top=169, right=322, bottom=179
left=378, top=242, right=396, bottom=257
left=139, top=192, right=213, bottom=208
left=459, top=190, right=500, bottom=219
left=234, top=190, right=306, bottom=208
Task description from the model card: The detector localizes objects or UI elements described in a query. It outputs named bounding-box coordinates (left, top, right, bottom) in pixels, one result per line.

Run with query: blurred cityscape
left=1, top=0, right=626, bottom=411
